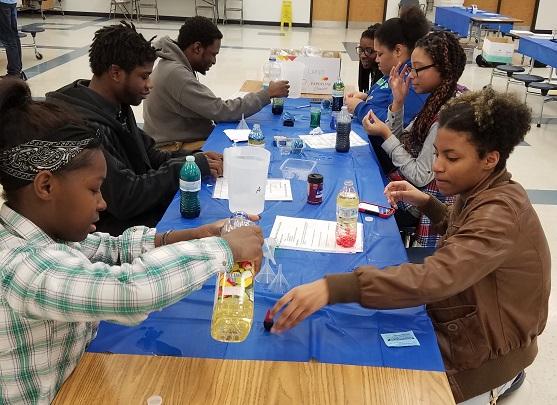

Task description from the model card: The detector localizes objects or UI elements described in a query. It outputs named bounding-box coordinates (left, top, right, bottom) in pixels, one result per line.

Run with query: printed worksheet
left=213, top=178, right=293, bottom=201
left=270, top=215, right=364, bottom=254
left=223, top=129, right=251, bottom=142
left=299, top=131, right=368, bottom=149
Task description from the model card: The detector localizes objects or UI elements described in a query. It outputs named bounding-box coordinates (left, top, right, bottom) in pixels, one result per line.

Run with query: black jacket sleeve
left=100, top=146, right=185, bottom=222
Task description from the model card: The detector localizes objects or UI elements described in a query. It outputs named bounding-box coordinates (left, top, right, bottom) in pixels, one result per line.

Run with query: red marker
left=264, top=309, right=274, bottom=332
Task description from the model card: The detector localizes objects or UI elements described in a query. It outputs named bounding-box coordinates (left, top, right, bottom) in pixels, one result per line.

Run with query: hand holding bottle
left=221, top=226, right=264, bottom=274
left=268, top=80, right=290, bottom=98
left=269, top=279, right=330, bottom=333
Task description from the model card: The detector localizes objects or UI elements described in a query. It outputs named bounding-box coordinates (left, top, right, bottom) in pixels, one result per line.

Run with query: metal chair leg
left=538, top=96, right=545, bottom=127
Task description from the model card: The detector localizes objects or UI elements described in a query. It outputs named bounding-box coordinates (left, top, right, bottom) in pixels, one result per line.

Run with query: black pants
left=0, top=3, right=22, bottom=76
left=369, top=135, right=396, bottom=178
left=369, top=135, right=420, bottom=231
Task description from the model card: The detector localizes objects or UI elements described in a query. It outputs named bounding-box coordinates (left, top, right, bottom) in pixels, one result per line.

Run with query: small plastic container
left=289, top=138, right=305, bottom=155
left=280, top=158, right=317, bottom=180
left=275, top=137, right=306, bottom=156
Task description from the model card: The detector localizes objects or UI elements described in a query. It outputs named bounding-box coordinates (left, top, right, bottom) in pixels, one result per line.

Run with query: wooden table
left=240, top=80, right=357, bottom=101
left=53, top=352, right=455, bottom=405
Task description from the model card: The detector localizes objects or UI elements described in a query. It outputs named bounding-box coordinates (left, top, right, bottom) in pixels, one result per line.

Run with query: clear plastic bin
left=280, top=158, right=317, bottom=180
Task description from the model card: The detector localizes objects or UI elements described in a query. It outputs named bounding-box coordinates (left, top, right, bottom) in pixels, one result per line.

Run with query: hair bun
left=0, top=79, right=32, bottom=115
left=400, top=6, right=430, bottom=44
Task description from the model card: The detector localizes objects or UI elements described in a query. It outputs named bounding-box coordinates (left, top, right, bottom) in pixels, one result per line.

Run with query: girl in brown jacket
left=270, top=88, right=551, bottom=404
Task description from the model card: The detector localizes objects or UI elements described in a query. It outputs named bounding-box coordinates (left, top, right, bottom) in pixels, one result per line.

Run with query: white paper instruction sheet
left=270, top=215, right=364, bottom=253
left=223, top=129, right=250, bottom=142
left=213, top=178, right=293, bottom=201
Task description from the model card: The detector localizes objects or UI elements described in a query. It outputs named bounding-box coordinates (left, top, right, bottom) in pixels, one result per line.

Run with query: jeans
left=0, top=3, right=22, bottom=75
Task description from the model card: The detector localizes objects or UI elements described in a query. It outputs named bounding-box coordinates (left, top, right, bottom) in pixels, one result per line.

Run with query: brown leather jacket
left=326, top=170, right=551, bottom=402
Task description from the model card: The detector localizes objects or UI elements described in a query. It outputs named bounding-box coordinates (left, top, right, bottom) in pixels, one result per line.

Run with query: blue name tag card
left=381, top=330, right=420, bottom=347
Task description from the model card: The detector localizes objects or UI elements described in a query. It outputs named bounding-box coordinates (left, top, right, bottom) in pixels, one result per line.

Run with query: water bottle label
left=180, top=179, right=201, bottom=192
left=215, top=262, right=254, bottom=302
left=337, top=206, right=358, bottom=219
left=332, top=96, right=343, bottom=112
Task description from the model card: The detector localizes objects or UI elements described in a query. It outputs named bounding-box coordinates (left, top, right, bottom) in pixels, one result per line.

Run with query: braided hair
left=89, top=21, right=157, bottom=76
left=402, top=31, right=467, bottom=155
left=439, top=88, right=531, bottom=171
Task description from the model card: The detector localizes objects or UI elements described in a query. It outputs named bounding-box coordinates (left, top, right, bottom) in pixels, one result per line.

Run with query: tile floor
left=2, top=13, right=556, bottom=404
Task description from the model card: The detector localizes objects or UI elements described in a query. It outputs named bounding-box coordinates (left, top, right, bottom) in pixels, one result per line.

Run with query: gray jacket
left=382, top=105, right=437, bottom=187
left=143, top=36, right=271, bottom=143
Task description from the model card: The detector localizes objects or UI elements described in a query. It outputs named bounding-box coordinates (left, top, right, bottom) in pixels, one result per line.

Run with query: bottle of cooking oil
left=335, top=180, right=359, bottom=248
left=211, top=212, right=255, bottom=342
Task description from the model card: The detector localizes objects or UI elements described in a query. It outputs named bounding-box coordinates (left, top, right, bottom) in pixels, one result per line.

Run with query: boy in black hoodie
left=47, top=22, right=223, bottom=236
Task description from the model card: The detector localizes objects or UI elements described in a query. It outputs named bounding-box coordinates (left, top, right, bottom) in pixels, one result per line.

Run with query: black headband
left=0, top=124, right=101, bottom=190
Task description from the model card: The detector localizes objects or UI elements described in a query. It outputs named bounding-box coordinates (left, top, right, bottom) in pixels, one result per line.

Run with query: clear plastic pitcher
left=280, top=60, right=305, bottom=98
left=227, top=146, right=271, bottom=215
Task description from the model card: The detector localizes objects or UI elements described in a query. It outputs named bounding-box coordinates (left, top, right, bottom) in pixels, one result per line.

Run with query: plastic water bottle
left=332, top=77, right=345, bottom=113
left=335, top=106, right=351, bottom=153
left=269, top=56, right=281, bottom=82
left=269, top=56, right=284, bottom=115
left=179, top=155, right=201, bottom=218
left=248, top=123, right=265, bottom=147
left=336, top=180, right=359, bottom=248
left=211, top=212, right=255, bottom=342
left=262, top=56, right=279, bottom=91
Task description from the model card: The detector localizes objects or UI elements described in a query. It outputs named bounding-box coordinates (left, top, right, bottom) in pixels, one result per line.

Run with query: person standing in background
left=0, top=0, right=24, bottom=79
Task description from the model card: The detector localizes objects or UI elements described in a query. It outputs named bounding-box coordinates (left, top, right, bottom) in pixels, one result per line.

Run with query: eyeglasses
left=410, top=63, right=436, bottom=77
left=356, top=46, right=376, bottom=57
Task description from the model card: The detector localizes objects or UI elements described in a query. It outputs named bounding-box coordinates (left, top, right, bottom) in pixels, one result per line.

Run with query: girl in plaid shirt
left=0, top=79, right=263, bottom=405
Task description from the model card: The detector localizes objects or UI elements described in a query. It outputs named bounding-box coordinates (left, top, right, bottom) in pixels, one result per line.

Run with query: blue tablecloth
left=518, top=36, right=557, bottom=68
left=87, top=98, right=445, bottom=372
left=435, top=6, right=514, bottom=37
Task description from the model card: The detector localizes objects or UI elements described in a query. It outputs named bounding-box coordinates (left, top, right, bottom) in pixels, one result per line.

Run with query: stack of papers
left=299, top=131, right=368, bottom=149
left=212, top=178, right=293, bottom=201
left=223, top=129, right=250, bottom=142
left=270, top=215, right=364, bottom=254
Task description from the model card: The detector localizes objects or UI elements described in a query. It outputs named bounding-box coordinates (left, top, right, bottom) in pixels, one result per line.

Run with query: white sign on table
left=299, top=131, right=368, bottom=149
left=270, top=215, right=364, bottom=254
left=213, top=178, right=293, bottom=201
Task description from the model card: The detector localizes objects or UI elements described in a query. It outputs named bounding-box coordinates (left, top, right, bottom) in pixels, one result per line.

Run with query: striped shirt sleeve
left=73, top=226, right=157, bottom=264
left=0, top=236, right=232, bottom=325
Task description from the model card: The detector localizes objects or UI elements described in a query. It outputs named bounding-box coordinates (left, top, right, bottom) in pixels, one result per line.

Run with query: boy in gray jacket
left=144, top=16, right=290, bottom=149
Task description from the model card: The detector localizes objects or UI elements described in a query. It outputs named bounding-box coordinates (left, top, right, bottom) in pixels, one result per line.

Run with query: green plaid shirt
left=0, top=204, right=233, bottom=404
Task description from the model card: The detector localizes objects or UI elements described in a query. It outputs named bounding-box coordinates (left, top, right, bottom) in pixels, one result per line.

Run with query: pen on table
left=295, top=104, right=311, bottom=109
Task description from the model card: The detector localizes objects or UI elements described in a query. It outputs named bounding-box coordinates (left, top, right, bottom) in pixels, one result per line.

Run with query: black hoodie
left=46, top=80, right=210, bottom=236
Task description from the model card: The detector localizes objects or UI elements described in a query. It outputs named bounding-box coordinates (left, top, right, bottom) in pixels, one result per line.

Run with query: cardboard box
left=275, top=51, right=341, bottom=94
left=482, top=36, right=515, bottom=64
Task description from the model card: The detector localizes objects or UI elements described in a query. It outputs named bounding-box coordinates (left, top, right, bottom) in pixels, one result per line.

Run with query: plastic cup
left=227, top=146, right=271, bottom=215
left=310, top=107, right=321, bottom=128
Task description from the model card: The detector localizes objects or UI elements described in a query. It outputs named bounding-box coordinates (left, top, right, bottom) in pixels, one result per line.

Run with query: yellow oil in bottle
left=210, top=261, right=254, bottom=342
